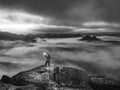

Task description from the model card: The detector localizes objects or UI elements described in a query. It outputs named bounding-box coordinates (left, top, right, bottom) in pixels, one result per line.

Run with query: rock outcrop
left=89, top=74, right=120, bottom=90
left=80, top=35, right=101, bottom=41
left=1, top=75, right=11, bottom=84
left=0, top=65, right=120, bottom=90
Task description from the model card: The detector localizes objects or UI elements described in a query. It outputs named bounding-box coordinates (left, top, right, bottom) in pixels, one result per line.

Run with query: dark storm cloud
left=0, top=0, right=81, bottom=19
left=95, top=0, right=120, bottom=22
left=0, top=0, right=120, bottom=22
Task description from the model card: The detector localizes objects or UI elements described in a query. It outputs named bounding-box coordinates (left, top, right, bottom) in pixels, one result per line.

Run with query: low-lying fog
left=0, top=36, right=120, bottom=80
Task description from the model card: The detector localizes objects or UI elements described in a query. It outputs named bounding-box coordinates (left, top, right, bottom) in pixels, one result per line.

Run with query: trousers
left=45, top=60, right=50, bottom=66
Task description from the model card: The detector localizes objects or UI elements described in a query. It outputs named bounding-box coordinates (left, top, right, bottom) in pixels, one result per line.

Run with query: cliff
left=0, top=65, right=120, bottom=90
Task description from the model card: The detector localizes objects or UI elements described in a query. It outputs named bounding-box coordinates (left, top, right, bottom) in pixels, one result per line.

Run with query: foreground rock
left=89, top=74, right=120, bottom=90
left=0, top=65, right=120, bottom=90
left=0, top=82, right=44, bottom=90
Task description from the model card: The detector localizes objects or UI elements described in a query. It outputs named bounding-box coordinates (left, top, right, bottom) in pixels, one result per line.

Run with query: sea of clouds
left=0, top=37, right=120, bottom=80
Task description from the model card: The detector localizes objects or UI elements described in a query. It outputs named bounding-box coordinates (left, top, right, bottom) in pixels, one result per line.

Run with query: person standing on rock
left=43, top=52, right=51, bottom=66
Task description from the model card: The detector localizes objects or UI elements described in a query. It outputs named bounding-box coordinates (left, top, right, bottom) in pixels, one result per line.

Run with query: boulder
left=54, top=67, right=90, bottom=88
left=0, top=81, right=16, bottom=90
left=0, top=82, right=44, bottom=90
left=15, top=85, right=44, bottom=90
left=1, top=75, right=11, bottom=84
left=10, top=66, right=55, bottom=86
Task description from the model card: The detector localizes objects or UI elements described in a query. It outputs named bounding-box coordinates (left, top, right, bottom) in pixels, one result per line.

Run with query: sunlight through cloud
left=0, top=9, right=51, bottom=34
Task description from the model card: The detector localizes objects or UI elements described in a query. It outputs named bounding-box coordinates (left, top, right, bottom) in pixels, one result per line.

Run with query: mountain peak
left=81, top=35, right=101, bottom=41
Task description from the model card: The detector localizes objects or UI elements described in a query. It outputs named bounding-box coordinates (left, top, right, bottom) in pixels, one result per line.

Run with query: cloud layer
left=0, top=0, right=120, bottom=34
left=0, top=0, right=120, bottom=22
left=0, top=37, right=120, bottom=79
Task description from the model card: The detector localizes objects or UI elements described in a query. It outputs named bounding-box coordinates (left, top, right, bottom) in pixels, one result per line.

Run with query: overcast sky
left=0, top=0, right=120, bottom=34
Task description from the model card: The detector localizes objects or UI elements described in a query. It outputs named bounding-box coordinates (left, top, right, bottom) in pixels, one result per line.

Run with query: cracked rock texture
left=0, top=65, right=120, bottom=90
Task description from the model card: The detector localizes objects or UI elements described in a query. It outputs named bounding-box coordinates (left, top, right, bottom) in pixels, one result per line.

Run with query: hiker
left=43, top=52, right=51, bottom=66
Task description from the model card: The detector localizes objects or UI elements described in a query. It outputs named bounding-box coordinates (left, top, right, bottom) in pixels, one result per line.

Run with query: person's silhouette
left=43, top=52, right=51, bottom=66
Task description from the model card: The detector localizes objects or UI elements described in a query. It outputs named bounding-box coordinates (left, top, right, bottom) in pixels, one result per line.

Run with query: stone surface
left=1, top=75, right=11, bottom=84
left=0, top=65, right=120, bottom=90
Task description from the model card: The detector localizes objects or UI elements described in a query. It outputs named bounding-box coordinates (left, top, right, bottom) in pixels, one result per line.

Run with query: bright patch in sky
left=74, top=28, right=108, bottom=32
left=0, top=9, right=77, bottom=34
left=0, top=9, right=51, bottom=34
left=0, top=9, right=119, bottom=34
left=83, top=21, right=120, bottom=27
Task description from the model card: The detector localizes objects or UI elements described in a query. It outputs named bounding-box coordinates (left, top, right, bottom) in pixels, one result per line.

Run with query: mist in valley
left=0, top=36, right=120, bottom=80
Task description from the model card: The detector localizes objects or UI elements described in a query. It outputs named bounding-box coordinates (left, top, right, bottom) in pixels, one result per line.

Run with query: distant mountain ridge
left=0, top=31, right=120, bottom=43
left=0, top=31, right=36, bottom=42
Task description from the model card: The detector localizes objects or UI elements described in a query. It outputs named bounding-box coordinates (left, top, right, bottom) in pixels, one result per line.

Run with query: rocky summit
left=0, top=65, right=120, bottom=90
left=80, top=35, right=101, bottom=41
